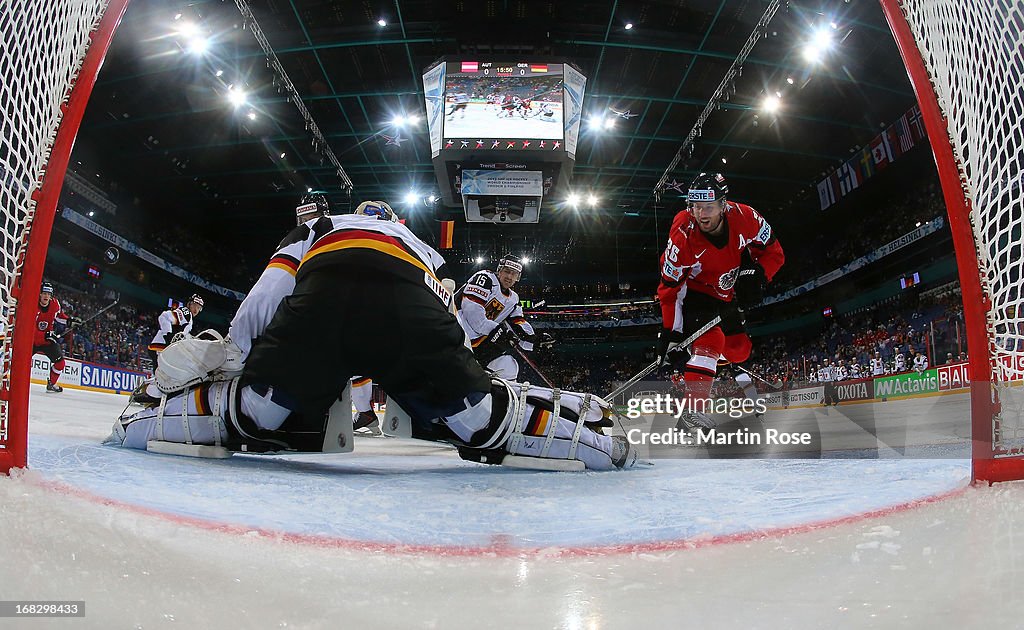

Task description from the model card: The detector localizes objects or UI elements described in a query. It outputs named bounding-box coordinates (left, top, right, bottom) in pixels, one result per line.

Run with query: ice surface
left=2, top=383, right=1023, bottom=628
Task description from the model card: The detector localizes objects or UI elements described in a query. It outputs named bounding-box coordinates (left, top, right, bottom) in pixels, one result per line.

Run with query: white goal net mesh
left=0, top=2, right=113, bottom=449
left=899, top=1, right=1024, bottom=454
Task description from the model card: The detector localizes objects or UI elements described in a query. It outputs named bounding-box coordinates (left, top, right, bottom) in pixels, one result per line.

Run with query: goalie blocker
left=107, top=221, right=636, bottom=471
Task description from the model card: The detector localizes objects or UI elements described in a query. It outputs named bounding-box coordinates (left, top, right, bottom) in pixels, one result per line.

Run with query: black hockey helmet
left=687, top=172, right=729, bottom=203
left=496, top=255, right=524, bottom=278
left=295, top=192, right=331, bottom=224
left=40, top=281, right=54, bottom=294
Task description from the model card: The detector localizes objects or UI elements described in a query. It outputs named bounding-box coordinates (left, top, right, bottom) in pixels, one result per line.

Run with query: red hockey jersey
left=34, top=297, right=67, bottom=346
left=657, top=201, right=784, bottom=306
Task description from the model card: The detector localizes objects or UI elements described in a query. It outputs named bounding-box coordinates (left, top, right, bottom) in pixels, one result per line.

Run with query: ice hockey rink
left=444, top=103, right=563, bottom=139
left=2, top=383, right=1023, bottom=628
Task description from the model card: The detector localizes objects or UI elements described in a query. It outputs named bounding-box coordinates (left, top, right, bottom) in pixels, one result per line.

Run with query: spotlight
left=307, top=187, right=313, bottom=193
left=88, top=211, right=95, bottom=217
left=280, top=152, right=286, bottom=159
left=404, top=191, right=418, bottom=205
left=567, top=193, right=580, bottom=207
left=786, top=76, right=794, bottom=84
left=176, top=21, right=199, bottom=38
left=214, top=69, right=223, bottom=77
left=475, top=256, right=484, bottom=264
left=587, top=194, right=598, bottom=207
left=721, top=157, right=728, bottom=164
left=246, top=110, right=256, bottom=120
left=227, top=87, right=247, bottom=107
left=377, top=18, right=387, bottom=27
left=603, top=117, right=615, bottom=130
left=427, top=194, right=438, bottom=203
left=762, top=95, right=781, bottom=113
left=173, top=13, right=182, bottom=20
left=406, top=114, right=419, bottom=125
left=625, top=22, right=633, bottom=30
left=521, top=256, right=531, bottom=265
left=187, top=36, right=209, bottom=55
left=392, top=114, right=408, bottom=126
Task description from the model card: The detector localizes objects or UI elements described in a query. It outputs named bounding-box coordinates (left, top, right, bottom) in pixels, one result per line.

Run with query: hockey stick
left=603, top=315, right=723, bottom=401
left=67, top=298, right=120, bottom=331
left=511, top=344, right=556, bottom=388
left=733, top=364, right=776, bottom=388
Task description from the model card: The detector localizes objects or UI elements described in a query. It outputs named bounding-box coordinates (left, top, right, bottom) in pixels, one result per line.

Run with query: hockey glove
left=45, top=331, right=61, bottom=345
left=67, top=316, right=84, bottom=328
left=734, top=263, right=766, bottom=308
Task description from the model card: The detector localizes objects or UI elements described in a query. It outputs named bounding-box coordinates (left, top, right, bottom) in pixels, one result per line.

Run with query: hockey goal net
left=0, top=1, right=130, bottom=473
left=880, top=0, right=1024, bottom=483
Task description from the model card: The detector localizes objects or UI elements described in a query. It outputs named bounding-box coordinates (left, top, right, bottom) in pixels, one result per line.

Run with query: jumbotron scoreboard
left=423, top=57, right=587, bottom=223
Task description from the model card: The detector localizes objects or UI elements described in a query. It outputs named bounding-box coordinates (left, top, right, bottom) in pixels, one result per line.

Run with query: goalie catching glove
left=155, top=329, right=244, bottom=393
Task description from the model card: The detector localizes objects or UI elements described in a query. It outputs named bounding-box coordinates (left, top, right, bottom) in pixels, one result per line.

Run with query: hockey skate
left=45, top=382, right=63, bottom=393
left=675, top=409, right=716, bottom=431
left=353, top=410, right=382, bottom=436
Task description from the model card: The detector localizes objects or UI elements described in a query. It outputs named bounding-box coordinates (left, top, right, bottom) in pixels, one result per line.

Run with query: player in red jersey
left=656, top=173, right=785, bottom=426
left=34, top=282, right=71, bottom=392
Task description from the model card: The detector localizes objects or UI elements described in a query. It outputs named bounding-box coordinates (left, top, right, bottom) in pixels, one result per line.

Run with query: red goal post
left=879, top=1, right=1024, bottom=483
left=0, top=1, right=131, bottom=474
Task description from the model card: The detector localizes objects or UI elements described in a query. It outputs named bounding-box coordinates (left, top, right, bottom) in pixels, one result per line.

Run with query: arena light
left=391, top=114, right=407, bottom=126
left=279, top=152, right=286, bottom=159
left=588, top=117, right=605, bottom=131
left=214, top=69, right=223, bottom=77
left=307, top=187, right=313, bottom=193
left=187, top=36, right=209, bottom=55
left=427, top=194, right=438, bottom=203
left=802, top=27, right=833, bottom=63
left=404, top=191, right=418, bottom=205
left=246, top=110, right=257, bottom=121
left=227, top=86, right=247, bottom=107
left=603, top=117, right=616, bottom=130
left=377, top=18, right=387, bottom=27
left=475, top=256, right=484, bottom=264
left=625, top=22, right=634, bottom=30
left=567, top=192, right=581, bottom=207
left=176, top=21, right=200, bottom=38
left=521, top=256, right=531, bottom=265
left=587, top=194, right=599, bottom=207
left=762, top=94, right=781, bottom=113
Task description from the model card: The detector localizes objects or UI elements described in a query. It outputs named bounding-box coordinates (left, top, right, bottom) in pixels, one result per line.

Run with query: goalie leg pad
left=448, top=379, right=636, bottom=471
left=107, top=379, right=234, bottom=449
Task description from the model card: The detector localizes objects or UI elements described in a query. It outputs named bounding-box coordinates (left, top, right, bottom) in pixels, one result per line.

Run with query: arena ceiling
left=72, top=0, right=924, bottom=281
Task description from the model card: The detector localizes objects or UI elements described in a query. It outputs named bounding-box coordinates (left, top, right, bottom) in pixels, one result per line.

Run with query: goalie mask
left=295, top=192, right=331, bottom=225
left=354, top=200, right=399, bottom=223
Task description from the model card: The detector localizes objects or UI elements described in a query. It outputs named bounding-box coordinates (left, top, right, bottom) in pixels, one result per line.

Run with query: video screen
left=443, top=61, right=564, bottom=141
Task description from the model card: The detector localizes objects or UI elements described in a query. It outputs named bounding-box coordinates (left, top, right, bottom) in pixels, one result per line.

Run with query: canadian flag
left=870, top=133, right=894, bottom=170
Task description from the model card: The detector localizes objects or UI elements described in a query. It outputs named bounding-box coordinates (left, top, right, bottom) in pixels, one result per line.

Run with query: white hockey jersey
left=456, top=270, right=535, bottom=350
left=229, top=214, right=450, bottom=361
left=894, top=352, right=906, bottom=372
left=870, top=357, right=884, bottom=376
left=149, top=305, right=197, bottom=352
left=913, top=353, right=929, bottom=372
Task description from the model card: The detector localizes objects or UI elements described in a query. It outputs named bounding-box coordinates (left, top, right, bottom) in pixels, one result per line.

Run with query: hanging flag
left=440, top=220, right=454, bottom=249
left=818, top=178, right=836, bottom=210
left=870, top=132, right=894, bottom=169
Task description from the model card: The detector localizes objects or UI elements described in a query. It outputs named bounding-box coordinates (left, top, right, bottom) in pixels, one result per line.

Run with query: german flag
left=530, top=64, right=548, bottom=73
left=440, top=220, right=454, bottom=249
